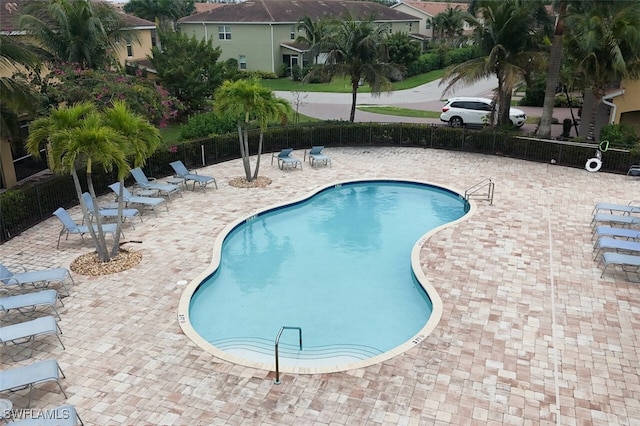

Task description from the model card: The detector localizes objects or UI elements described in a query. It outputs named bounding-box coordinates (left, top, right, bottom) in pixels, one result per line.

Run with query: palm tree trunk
left=86, top=170, right=110, bottom=261
left=350, top=79, right=358, bottom=122
left=109, top=178, right=125, bottom=258
left=586, top=89, right=602, bottom=142
left=237, top=123, right=251, bottom=181
left=537, top=2, right=567, bottom=139
left=242, top=128, right=252, bottom=181
left=252, top=132, right=264, bottom=181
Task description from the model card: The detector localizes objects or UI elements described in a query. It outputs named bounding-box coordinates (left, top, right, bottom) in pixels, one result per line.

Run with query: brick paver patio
left=1, top=147, right=638, bottom=425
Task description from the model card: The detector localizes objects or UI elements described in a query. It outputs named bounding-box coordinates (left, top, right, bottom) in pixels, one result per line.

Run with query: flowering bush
left=43, top=62, right=185, bottom=126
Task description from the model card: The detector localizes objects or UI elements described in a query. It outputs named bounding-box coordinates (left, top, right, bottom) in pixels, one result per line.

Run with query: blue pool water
left=189, top=181, right=468, bottom=366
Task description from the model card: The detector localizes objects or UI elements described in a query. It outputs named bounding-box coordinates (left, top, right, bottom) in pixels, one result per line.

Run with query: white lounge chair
left=0, top=359, right=67, bottom=408
left=0, top=316, right=64, bottom=359
left=10, top=404, right=83, bottom=425
left=0, top=289, right=62, bottom=320
left=0, top=264, right=73, bottom=297
left=592, top=226, right=640, bottom=245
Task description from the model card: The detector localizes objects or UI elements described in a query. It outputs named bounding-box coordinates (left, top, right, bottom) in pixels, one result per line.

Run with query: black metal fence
left=1, top=122, right=637, bottom=243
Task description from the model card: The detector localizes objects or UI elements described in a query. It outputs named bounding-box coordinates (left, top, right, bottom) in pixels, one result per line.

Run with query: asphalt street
left=275, top=77, right=575, bottom=136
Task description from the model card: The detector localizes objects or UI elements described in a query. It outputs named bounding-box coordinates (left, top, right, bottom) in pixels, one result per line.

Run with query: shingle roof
left=0, top=0, right=154, bottom=33
left=179, top=0, right=419, bottom=24
left=394, top=1, right=469, bottom=17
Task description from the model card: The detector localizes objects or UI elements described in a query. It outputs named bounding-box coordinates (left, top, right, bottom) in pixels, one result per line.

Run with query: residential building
left=391, top=1, right=471, bottom=41
left=177, top=0, right=420, bottom=74
left=0, top=0, right=156, bottom=190
left=580, top=78, right=640, bottom=140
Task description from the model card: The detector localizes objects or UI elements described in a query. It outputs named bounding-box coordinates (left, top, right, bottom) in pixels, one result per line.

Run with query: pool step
left=212, top=336, right=383, bottom=361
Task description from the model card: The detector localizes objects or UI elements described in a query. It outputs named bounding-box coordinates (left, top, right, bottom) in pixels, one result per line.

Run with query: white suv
left=440, top=97, right=527, bottom=128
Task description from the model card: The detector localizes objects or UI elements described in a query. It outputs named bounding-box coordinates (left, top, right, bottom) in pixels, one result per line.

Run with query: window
left=408, top=23, right=413, bottom=32
left=290, top=25, right=296, bottom=40
left=239, top=55, right=247, bottom=70
left=218, top=25, right=231, bottom=40
left=125, top=36, right=133, bottom=57
left=426, top=19, right=431, bottom=30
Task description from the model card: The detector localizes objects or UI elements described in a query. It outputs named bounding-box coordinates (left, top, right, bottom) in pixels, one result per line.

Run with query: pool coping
left=177, top=177, right=477, bottom=374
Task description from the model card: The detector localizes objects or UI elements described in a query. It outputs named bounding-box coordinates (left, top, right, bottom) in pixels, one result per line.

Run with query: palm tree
left=0, top=34, right=41, bottom=145
left=214, top=78, right=292, bottom=182
left=102, top=101, right=160, bottom=257
left=25, top=101, right=160, bottom=261
left=536, top=1, right=568, bottom=139
left=313, top=14, right=399, bottom=123
left=564, top=1, right=640, bottom=141
left=432, top=6, right=469, bottom=45
left=26, top=103, right=129, bottom=261
left=124, top=0, right=194, bottom=31
left=19, top=0, right=125, bottom=70
left=296, top=16, right=331, bottom=65
left=441, top=0, right=550, bottom=126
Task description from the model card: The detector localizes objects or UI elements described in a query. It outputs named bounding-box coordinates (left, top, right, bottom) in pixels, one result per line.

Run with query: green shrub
left=554, top=94, right=582, bottom=108
left=0, top=189, right=28, bottom=233
left=180, top=112, right=237, bottom=141
left=519, top=75, right=545, bottom=106
left=600, top=123, right=639, bottom=149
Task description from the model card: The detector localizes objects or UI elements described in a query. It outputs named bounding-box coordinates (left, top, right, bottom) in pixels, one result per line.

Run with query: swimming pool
left=179, top=179, right=472, bottom=373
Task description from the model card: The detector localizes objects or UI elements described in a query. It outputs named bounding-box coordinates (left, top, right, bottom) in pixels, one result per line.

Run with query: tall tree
left=432, top=6, right=470, bottom=45
left=296, top=16, right=331, bottom=65
left=213, top=78, right=292, bottom=182
left=25, top=102, right=160, bottom=261
left=124, top=0, right=194, bottom=31
left=150, top=30, right=224, bottom=114
left=441, top=0, right=550, bottom=126
left=564, top=1, right=640, bottom=141
left=0, top=34, right=41, bottom=142
left=19, top=0, right=125, bottom=70
left=312, top=14, right=399, bottom=122
left=537, top=1, right=568, bottom=139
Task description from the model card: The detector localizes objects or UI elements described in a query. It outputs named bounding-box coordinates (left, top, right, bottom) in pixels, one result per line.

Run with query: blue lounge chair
left=592, top=201, right=640, bottom=216
left=53, top=207, right=121, bottom=249
left=108, top=182, right=168, bottom=216
left=81, top=192, right=141, bottom=230
left=0, top=289, right=62, bottom=320
left=1, top=315, right=64, bottom=359
left=305, top=146, right=331, bottom=168
left=591, top=213, right=640, bottom=230
left=593, top=226, right=640, bottom=245
left=131, top=167, right=182, bottom=199
left=169, top=160, right=217, bottom=191
left=0, top=264, right=73, bottom=297
left=10, top=404, right=83, bottom=425
left=272, top=148, right=302, bottom=171
left=0, top=359, right=67, bottom=408
left=599, top=252, right=640, bottom=280
left=593, top=237, right=640, bottom=260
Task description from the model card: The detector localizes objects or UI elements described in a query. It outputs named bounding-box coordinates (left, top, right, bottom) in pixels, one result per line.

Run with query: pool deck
left=1, top=147, right=639, bottom=425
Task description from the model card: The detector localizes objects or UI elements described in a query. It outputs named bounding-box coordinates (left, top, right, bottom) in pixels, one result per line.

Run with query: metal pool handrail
left=274, top=326, right=303, bottom=384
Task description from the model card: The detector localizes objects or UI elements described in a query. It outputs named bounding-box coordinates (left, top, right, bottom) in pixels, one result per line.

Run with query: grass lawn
left=356, top=106, right=441, bottom=119
left=260, top=69, right=445, bottom=93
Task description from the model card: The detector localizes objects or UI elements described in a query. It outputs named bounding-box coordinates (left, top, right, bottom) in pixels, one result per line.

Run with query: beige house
left=391, top=1, right=471, bottom=41
left=0, top=0, right=155, bottom=190
left=177, top=0, right=420, bottom=74
left=579, top=78, right=640, bottom=140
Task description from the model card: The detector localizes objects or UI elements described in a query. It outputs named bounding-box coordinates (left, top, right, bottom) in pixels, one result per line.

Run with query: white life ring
left=585, top=157, right=602, bottom=173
